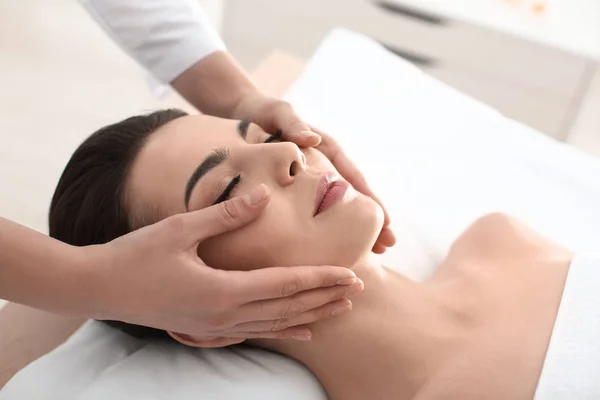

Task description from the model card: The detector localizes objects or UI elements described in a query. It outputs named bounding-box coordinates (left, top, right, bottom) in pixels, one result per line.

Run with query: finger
left=372, top=227, right=397, bottom=253
left=368, top=193, right=394, bottom=233
left=232, top=298, right=353, bottom=334
left=319, top=139, right=395, bottom=233
left=231, top=281, right=363, bottom=325
left=188, top=337, right=247, bottom=348
left=311, top=125, right=396, bottom=239
left=372, top=242, right=387, bottom=254
left=180, top=184, right=270, bottom=245
left=228, top=265, right=359, bottom=304
left=274, top=103, right=321, bottom=147
left=317, top=138, right=379, bottom=215
left=312, top=126, right=377, bottom=201
left=378, top=227, right=396, bottom=247
left=225, top=325, right=312, bottom=341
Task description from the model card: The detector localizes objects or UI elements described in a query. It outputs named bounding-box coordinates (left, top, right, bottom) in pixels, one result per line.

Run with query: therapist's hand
left=86, top=184, right=363, bottom=347
left=310, top=125, right=396, bottom=254
left=233, top=94, right=396, bottom=253
left=173, top=51, right=394, bottom=252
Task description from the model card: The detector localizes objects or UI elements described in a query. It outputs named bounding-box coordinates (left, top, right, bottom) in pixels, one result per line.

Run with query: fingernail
left=345, top=280, right=364, bottom=295
left=300, top=130, right=319, bottom=139
left=292, top=333, right=312, bottom=342
left=244, top=184, right=269, bottom=206
left=336, top=275, right=358, bottom=285
left=331, top=303, right=352, bottom=316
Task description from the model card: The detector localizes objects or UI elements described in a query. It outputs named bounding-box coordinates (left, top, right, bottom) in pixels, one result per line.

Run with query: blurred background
left=0, top=0, right=598, bottom=237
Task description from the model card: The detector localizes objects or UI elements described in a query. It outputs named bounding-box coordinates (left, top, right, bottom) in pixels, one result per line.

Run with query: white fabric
left=0, top=322, right=325, bottom=400
left=534, top=255, right=600, bottom=400
left=4, top=28, right=600, bottom=399
left=284, top=29, right=600, bottom=281
left=79, top=0, right=225, bottom=85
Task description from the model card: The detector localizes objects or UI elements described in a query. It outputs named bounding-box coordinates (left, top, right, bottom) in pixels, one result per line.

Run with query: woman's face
left=126, top=115, right=383, bottom=270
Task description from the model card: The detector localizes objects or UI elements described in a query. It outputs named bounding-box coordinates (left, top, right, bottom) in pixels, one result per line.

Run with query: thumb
left=277, top=112, right=321, bottom=147
left=182, top=184, right=271, bottom=245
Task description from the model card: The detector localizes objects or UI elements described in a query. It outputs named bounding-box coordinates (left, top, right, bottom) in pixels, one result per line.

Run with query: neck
left=257, top=257, right=454, bottom=399
left=347, top=253, right=389, bottom=283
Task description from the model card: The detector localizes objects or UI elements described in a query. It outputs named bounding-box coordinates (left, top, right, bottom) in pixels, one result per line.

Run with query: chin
left=328, top=194, right=384, bottom=266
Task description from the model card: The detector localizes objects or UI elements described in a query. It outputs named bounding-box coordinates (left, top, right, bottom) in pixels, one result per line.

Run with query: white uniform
left=79, top=0, right=226, bottom=85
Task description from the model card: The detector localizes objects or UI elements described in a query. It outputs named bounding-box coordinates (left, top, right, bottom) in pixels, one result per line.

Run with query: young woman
left=49, top=109, right=574, bottom=400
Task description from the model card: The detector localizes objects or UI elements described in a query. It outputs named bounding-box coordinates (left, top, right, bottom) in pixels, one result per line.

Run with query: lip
left=314, top=172, right=350, bottom=216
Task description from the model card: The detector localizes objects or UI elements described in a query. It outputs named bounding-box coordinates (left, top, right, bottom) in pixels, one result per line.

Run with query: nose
left=263, top=141, right=307, bottom=186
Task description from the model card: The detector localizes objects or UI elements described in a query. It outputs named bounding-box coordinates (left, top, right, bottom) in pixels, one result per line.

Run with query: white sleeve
left=79, top=0, right=226, bottom=84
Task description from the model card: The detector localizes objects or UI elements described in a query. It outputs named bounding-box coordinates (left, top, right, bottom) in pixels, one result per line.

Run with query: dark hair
left=49, top=109, right=188, bottom=340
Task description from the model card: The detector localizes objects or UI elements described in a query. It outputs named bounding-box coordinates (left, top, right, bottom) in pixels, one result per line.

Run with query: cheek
left=196, top=203, right=304, bottom=270
left=196, top=194, right=383, bottom=270
left=198, top=232, right=272, bottom=271
left=304, top=148, right=336, bottom=171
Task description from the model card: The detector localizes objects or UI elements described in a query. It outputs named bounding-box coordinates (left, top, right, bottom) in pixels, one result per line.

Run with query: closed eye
left=264, top=130, right=282, bottom=143
left=214, top=175, right=241, bottom=205
left=214, top=129, right=280, bottom=205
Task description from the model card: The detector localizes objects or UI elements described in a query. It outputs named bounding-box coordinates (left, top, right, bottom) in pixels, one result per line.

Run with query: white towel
left=534, top=255, right=600, bottom=399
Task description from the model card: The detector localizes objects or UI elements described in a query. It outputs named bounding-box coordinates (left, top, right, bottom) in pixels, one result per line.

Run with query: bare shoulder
left=447, top=213, right=571, bottom=264
left=421, top=214, right=574, bottom=400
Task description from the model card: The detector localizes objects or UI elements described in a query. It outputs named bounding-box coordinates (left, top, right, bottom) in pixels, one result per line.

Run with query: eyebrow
left=184, top=147, right=230, bottom=209
left=237, top=119, right=250, bottom=139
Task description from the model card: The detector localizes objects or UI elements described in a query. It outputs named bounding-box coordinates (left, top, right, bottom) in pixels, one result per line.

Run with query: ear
left=167, top=331, right=246, bottom=348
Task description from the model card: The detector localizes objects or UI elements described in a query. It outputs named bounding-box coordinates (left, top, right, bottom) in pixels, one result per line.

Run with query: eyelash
left=214, top=175, right=241, bottom=204
left=264, top=130, right=282, bottom=143
left=214, top=131, right=282, bottom=204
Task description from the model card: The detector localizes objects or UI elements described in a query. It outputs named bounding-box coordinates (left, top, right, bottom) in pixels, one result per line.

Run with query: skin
left=0, top=21, right=393, bottom=361
left=172, top=51, right=396, bottom=253
left=125, top=115, right=384, bottom=271
left=126, top=115, right=573, bottom=399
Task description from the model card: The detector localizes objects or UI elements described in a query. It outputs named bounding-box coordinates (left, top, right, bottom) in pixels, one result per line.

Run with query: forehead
left=154, top=114, right=241, bottom=151
left=125, top=115, right=242, bottom=218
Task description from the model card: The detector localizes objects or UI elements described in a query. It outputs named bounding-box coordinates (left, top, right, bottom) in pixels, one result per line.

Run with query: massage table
left=2, top=29, right=600, bottom=398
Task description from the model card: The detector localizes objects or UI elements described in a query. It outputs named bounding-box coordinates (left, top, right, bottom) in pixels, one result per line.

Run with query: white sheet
left=1, top=322, right=326, bottom=400
left=534, top=255, right=600, bottom=400
left=4, top=28, right=600, bottom=399
left=285, top=29, right=600, bottom=281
